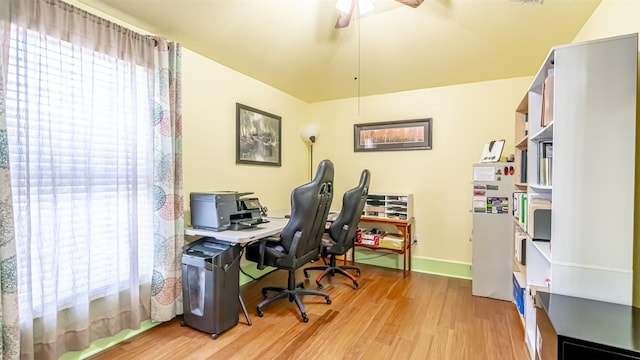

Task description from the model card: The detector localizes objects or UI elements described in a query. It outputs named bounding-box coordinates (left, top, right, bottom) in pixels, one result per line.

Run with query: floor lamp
left=300, top=124, right=320, bottom=181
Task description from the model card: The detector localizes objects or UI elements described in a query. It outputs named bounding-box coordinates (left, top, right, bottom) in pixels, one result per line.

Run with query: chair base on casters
left=304, top=255, right=361, bottom=290
left=257, top=270, right=331, bottom=322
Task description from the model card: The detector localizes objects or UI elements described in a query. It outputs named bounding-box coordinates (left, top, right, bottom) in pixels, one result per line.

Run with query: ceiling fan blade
left=335, top=0, right=356, bottom=28
left=335, top=12, right=352, bottom=28
left=396, top=0, right=424, bottom=8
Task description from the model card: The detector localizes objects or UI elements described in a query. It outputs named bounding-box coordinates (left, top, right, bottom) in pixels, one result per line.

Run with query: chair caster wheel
left=316, top=282, right=323, bottom=289
left=211, top=333, right=218, bottom=340
left=257, top=307, right=264, bottom=317
left=325, top=297, right=332, bottom=304
left=355, top=269, right=361, bottom=276
left=353, top=281, right=360, bottom=289
left=301, top=313, right=309, bottom=322
left=261, top=290, right=268, bottom=298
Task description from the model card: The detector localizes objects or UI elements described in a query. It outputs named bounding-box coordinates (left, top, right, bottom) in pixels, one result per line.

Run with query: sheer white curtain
left=2, top=0, right=158, bottom=358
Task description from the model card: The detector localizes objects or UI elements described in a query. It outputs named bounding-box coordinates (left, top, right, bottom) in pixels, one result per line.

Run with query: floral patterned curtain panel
left=150, top=38, right=184, bottom=322
left=0, top=41, right=21, bottom=360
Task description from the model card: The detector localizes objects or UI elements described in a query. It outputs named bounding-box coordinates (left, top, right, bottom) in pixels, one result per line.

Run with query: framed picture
left=236, top=103, right=282, bottom=166
left=354, top=118, right=432, bottom=152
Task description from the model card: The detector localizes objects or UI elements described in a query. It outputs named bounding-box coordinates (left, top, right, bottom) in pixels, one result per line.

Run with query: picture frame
left=354, top=118, right=432, bottom=152
left=236, top=103, right=282, bottom=166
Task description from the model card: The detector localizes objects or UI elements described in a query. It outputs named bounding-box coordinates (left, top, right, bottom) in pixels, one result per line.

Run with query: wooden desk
left=355, top=216, right=414, bottom=277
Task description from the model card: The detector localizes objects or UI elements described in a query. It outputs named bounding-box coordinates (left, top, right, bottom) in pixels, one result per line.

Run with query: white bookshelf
left=512, top=33, right=638, bottom=360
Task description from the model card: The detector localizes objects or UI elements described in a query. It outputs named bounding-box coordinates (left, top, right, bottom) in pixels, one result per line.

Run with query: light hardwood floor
left=89, top=263, right=530, bottom=360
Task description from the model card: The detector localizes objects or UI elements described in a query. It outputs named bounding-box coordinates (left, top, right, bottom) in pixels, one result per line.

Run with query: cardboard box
left=379, top=236, right=403, bottom=250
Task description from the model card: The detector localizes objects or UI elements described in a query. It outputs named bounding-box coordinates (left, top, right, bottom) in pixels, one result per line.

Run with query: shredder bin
left=181, top=238, right=240, bottom=339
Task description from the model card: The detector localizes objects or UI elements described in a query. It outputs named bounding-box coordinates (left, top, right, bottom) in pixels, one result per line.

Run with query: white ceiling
left=81, top=0, right=601, bottom=103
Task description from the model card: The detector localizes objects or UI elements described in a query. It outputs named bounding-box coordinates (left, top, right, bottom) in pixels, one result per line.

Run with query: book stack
left=541, top=69, right=554, bottom=127
left=519, top=149, right=527, bottom=183
left=528, top=198, right=552, bottom=241
left=538, top=141, right=553, bottom=186
left=513, top=192, right=528, bottom=231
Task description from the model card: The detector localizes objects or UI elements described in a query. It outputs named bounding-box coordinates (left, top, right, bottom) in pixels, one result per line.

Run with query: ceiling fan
left=335, top=0, right=424, bottom=28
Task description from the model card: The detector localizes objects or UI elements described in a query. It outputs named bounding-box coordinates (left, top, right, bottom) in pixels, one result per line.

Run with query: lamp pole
left=309, top=135, right=316, bottom=181
left=300, top=124, right=319, bottom=181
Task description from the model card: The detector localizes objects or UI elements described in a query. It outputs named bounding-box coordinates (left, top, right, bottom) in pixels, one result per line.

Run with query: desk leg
left=408, top=223, right=412, bottom=276
left=403, top=230, right=408, bottom=278
left=239, top=295, right=252, bottom=326
left=403, top=247, right=407, bottom=278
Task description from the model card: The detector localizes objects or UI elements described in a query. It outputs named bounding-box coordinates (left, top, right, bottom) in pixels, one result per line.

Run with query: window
left=5, top=24, right=155, bottom=314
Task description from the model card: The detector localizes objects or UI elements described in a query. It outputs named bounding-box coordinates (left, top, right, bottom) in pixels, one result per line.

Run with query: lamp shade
left=300, top=124, right=320, bottom=144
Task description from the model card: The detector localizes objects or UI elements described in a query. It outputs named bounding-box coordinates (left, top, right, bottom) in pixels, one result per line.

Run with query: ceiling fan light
left=335, top=0, right=352, bottom=13
left=359, top=0, right=375, bottom=14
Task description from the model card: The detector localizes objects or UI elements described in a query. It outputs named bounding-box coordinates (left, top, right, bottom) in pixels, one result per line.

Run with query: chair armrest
left=261, top=236, right=281, bottom=242
left=288, top=231, right=303, bottom=256
left=337, top=224, right=349, bottom=242
left=254, top=235, right=282, bottom=270
left=256, top=238, right=267, bottom=270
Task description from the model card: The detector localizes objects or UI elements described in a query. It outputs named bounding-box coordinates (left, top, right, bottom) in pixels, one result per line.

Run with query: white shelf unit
left=513, top=33, right=638, bottom=360
left=362, top=193, right=413, bottom=220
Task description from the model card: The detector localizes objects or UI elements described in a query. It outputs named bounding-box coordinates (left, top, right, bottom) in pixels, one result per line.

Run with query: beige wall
left=181, top=51, right=532, bottom=265
left=572, top=0, right=640, bottom=306
left=72, top=0, right=535, bottom=266
left=309, top=77, right=531, bottom=262
left=182, top=48, right=311, bottom=218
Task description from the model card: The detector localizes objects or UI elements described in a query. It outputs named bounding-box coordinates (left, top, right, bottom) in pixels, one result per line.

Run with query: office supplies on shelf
left=541, top=69, right=554, bottom=127
left=514, top=230, right=527, bottom=265
left=480, top=139, right=505, bottom=163
left=190, top=191, right=268, bottom=231
left=538, top=141, right=553, bottom=186
left=357, top=216, right=414, bottom=277
left=528, top=198, right=551, bottom=241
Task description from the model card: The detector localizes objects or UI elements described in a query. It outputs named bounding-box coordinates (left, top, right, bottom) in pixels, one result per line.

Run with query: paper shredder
left=181, top=237, right=240, bottom=339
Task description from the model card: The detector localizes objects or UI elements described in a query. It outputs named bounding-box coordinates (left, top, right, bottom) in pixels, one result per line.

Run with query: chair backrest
left=280, top=159, right=334, bottom=258
left=328, top=169, right=370, bottom=247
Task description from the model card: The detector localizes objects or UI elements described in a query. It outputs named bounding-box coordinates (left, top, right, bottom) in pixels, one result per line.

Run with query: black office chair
left=304, top=169, right=370, bottom=289
left=244, top=160, right=334, bottom=322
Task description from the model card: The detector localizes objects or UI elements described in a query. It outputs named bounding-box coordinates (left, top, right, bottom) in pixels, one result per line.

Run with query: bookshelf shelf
left=529, top=121, right=553, bottom=142
left=531, top=240, right=551, bottom=263
left=528, top=184, right=552, bottom=191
